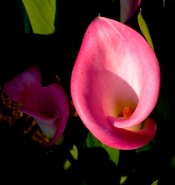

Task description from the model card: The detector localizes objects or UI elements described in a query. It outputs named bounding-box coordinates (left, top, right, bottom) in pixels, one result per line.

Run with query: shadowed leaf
left=86, top=132, right=120, bottom=165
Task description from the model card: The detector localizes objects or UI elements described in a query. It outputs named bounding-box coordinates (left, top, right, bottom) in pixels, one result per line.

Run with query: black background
left=0, top=0, right=175, bottom=184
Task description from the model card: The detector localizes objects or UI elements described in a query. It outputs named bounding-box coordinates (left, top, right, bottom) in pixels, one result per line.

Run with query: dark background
left=0, top=0, right=175, bottom=184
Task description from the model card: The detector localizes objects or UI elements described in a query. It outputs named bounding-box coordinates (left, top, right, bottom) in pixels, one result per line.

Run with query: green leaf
left=151, top=180, right=158, bottom=185
left=136, top=141, right=153, bottom=153
left=137, top=9, right=154, bottom=50
left=170, top=155, right=175, bottom=168
left=18, top=1, right=31, bottom=33
left=120, top=176, right=128, bottom=184
left=22, top=0, right=56, bottom=34
left=63, top=145, right=78, bottom=170
left=86, top=132, right=120, bottom=165
left=70, top=144, right=78, bottom=160
left=55, top=133, right=64, bottom=145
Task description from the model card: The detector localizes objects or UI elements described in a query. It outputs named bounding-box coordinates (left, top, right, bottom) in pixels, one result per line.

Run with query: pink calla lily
left=120, top=0, right=141, bottom=23
left=3, top=66, right=69, bottom=146
left=71, top=16, right=160, bottom=150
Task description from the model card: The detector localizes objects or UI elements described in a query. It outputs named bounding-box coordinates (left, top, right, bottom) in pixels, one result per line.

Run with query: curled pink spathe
left=3, top=66, right=69, bottom=146
left=71, top=16, right=160, bottom=150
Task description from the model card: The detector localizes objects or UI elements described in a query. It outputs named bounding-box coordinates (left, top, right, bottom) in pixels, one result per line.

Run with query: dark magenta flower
left=3, top=66, right=69, bottom=146
left=120, top=0, right=141, bottom=23
left=71, top=16, right=160, bottom=150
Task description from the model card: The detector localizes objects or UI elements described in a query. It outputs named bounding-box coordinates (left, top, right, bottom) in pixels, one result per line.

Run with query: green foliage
left=120, top=176, right=128, bottom=184
left=22, top=0, right=56, bottom=34
left=136, top=141, right=153, bottom=153
left=151, top=180, right=158, bottom=185
left=137, top=9, right=154, bottom=50
left=170, top=155, right=175, bottom=168
left=86, top=132, right=120, bottom=166
left=64, top=144, right=78, bottom=170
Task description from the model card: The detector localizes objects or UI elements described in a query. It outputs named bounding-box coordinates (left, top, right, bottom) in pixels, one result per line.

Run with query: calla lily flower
left=3, top=66, right=69, bottom=146
left=71, top=16, right=160, bottom=150
left=120, top=0, right=141, bottom=23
